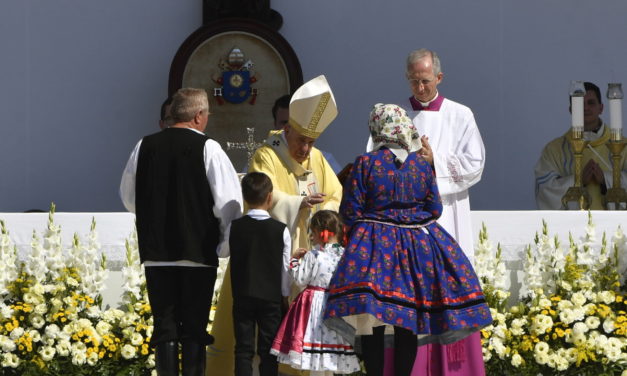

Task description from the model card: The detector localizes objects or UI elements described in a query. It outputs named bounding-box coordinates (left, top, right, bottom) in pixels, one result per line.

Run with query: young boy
left=221, top=171, right=291, bottom=376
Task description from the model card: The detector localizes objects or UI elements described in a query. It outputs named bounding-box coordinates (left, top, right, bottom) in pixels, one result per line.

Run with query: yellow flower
left=597, top=304, right=611, bottom=318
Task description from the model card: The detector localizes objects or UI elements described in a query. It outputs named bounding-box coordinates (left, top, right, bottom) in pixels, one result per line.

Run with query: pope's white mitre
left=288, top=75, right=338, bottom=139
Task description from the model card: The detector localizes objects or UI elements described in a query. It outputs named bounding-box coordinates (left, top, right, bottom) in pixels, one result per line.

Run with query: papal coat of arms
left=212, top=47, right=260, bottom=105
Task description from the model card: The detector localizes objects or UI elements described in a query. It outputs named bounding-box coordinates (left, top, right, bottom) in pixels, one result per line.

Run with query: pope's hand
left=419, top=136, right=434, bottom=166
left=300, top=193, right=326, bottom=209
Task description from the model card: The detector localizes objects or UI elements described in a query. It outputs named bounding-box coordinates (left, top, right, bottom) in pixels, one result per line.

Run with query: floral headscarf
left=368, top=103, right=421, bottom=162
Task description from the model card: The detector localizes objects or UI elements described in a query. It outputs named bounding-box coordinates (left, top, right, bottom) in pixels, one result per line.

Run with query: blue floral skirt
left=323, top=220, right=492, bottom=345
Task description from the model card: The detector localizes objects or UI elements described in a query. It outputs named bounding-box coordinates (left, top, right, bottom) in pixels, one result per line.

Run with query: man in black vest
left=120, top=88, right=243, bottom=376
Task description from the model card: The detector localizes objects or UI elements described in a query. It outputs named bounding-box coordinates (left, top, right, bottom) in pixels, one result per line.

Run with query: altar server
left=119, top=87, right=242, bottom=376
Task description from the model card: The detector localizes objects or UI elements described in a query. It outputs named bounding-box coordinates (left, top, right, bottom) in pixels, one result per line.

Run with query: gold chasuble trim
left=289, top=92, right=331, bottom=139
left=565, top=123, right=611, bottom=148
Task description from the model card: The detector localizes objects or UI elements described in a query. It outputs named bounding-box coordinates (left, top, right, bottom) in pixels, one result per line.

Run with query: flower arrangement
left=0, top=205, right=155, bottom=375
left=476, top=213, right=627, bottom=375
left=3, top=206, right=625, bottom=375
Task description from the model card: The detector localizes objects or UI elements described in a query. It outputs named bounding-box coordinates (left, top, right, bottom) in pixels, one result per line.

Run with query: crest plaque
left=168, top=19, right=303, bottom=171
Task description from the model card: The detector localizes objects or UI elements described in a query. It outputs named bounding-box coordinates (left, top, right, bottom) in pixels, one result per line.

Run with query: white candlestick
left=571, top=96, right=584, bottom=131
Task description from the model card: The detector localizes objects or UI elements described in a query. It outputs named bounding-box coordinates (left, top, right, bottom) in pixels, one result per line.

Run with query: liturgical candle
left=607, top=83, right=623, bottom=138
left=609, top=99, right=622, bottom=132
left=570, top=80, right=585, bottom=132
left=571, top=96, right=584, bottom=131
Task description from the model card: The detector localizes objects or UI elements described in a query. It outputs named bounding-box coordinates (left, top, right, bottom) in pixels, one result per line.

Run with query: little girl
left=271, top=210, right=360, bottom=376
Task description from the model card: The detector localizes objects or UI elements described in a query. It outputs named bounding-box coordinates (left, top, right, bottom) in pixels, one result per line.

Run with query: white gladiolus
left=560, top=280, right=572, bottom=291
left=86, top=306, right=101, bottom=318
left=0, top=221, right=18, bottom=296
left=120, top=312, right=140, bottom=328
left=613, top=226, right=626, bottom=285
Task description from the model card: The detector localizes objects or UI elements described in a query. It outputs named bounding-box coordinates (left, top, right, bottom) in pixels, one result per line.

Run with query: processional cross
left=227, top=127, right=264, bottom=165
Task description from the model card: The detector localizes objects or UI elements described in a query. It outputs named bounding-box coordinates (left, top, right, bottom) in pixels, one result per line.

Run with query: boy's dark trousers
left=232, top=296, right=282, bottom=376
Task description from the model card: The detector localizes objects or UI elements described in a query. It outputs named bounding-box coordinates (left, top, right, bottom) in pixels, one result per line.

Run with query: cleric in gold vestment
left=206, top=75, right=342, bottom=376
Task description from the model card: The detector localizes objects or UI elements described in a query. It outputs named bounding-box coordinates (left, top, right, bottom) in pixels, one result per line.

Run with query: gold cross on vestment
left=226, top=127, right=264, bottom=165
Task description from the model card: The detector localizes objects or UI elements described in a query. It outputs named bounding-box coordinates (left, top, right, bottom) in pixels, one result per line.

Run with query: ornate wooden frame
left=168, top=18, right=302, bottom=96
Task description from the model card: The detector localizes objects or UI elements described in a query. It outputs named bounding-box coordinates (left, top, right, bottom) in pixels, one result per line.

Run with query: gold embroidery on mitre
left=288, top=117, right=316, bottom=139
left=288, top=93, right=332, bottom=139
left=307, top=93, right=331, bottom=132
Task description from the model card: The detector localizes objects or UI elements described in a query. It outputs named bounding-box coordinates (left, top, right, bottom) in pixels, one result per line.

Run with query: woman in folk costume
left=323, top=104, right=492, bottom=376
left=271, top=210, right=360, bottom=375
